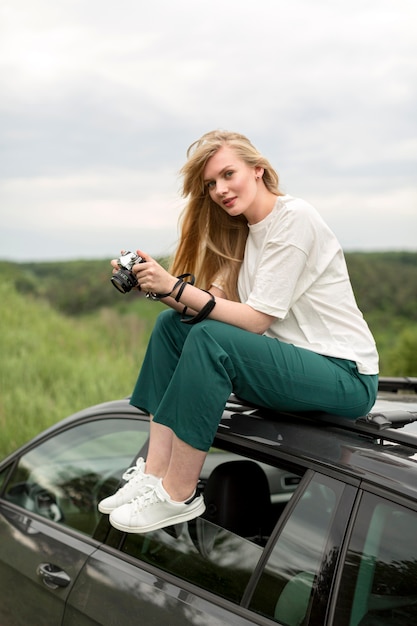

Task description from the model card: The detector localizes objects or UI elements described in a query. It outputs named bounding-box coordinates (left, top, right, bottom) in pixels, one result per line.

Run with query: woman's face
left=203, top=145, right=264, bottom=224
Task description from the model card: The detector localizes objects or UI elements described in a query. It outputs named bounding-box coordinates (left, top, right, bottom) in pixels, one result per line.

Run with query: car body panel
left=0, top=504, right=97, bottom=626
left=1, top=379, right=417, bottom=626
left=63, top=546, right=263, bottom=626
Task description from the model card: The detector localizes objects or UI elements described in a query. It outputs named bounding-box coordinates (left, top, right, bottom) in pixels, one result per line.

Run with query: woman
left=98, top=130, right=379, bottom=534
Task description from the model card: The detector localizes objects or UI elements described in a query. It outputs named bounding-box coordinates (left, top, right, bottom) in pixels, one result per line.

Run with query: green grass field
left=1, top=252, right=417, bottom=458
left=0, top=280, right=163, bottom=457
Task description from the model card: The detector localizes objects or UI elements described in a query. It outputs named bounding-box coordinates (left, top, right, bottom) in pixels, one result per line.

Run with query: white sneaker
left=98, top=458, right=158, bottom=514
left=109, top=479, right=206, bottom=533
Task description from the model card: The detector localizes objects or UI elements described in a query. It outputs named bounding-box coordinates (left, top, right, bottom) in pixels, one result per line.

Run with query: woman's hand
left=110, top=257, right=121, bottom=273
left=132, top=250, right=178, bottom=297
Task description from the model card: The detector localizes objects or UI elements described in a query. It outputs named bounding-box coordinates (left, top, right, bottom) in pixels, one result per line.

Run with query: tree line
left=1, top=251, right=415, bottom=320
left=1, top=251, right=416, bottom=374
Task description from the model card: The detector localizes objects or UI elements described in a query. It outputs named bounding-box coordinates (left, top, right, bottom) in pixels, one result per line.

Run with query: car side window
left=248, top=473, right=346, bottom=625
left=121, top=455, right=304, bottom=605
left=2, top=418, right=149, bottom=537
left=123, top=519, right=265, bottom=603
left=334, top=492, right=417, bottom=626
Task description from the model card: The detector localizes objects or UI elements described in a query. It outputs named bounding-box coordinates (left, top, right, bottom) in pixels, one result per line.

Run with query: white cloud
left=0, top=0, right=416, bottom=260
left=0, top=168, right=183, bottom=228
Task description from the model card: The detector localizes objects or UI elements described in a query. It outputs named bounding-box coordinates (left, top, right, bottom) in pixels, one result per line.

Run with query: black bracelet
left=146, top=273, right=195, bottom=301
left=181, top=290, right=216, bottom=325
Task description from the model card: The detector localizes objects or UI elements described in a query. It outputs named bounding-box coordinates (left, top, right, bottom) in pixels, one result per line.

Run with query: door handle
left=37, top=563, right=71, bottom=589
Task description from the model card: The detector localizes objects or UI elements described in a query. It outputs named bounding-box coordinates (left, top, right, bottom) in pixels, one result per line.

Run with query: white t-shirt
left=238, top=195, right=379, bottom=375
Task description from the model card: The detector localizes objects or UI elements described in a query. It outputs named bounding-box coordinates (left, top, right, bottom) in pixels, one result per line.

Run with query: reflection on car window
left=3, top=418, right=149, bottom=537
left=249, top=473, right=345, bottom=625
left=123, top=519, right=264, bottom=603
left=334, top=493, right=417, bottom=626
left=122, top=457, right=304, bottom=605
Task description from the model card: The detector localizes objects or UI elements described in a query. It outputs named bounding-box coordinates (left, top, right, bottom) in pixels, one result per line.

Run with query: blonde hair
left=170, top=130, right=282, bottom=301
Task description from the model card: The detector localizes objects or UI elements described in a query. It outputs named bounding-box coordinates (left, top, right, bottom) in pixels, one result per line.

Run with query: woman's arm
left=170, top=282, right=274, bottom=334
left=124, top=251, right=274, bottom=335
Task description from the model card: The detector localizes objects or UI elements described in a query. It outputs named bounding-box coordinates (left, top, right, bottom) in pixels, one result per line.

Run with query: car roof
left=7, top=377, right=417, bottom=503
left=217, top=377, right=417, bottom=501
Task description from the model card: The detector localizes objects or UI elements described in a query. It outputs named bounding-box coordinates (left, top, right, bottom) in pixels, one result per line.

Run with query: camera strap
left=181, top=290, right=216, bottom=325
left=146, top=273, right=195, bottom=301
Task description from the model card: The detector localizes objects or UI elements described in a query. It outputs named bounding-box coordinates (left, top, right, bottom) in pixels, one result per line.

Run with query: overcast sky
left=1, top=0, right=416, bottom=262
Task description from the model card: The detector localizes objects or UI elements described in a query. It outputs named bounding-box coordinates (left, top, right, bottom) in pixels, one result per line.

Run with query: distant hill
left=345, top=251, right=417, bottom=322
left=1, top=251, right=415, bottom=320
left=1, top=251, right=416, bottom=375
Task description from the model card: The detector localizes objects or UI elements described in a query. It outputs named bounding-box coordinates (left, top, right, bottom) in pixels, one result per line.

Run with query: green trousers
left=130, top=310, right=378, bottom=451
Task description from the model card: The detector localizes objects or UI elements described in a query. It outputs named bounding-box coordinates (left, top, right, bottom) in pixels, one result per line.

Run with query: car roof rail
left=357, top=410, right=417, bottom=430
left=378, top=376, right=417, bottom=393
left=226, top=377, right=417, bottom=450
left=329, top=410, right=417, bottom=453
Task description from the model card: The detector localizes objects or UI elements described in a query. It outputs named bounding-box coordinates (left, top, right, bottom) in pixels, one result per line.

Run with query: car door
left=247, top=471, right=358, bottom=625
left=331, top=491, right=417, bottom=626
left=63, top=462, right=356, bottom=625
left=62, top=454, right=272, bottom=625
left=63, top=532, right=263, bottom=626
left=0, top=415, right=150, bottom=625
left=0, top=507, right=98, bottom=626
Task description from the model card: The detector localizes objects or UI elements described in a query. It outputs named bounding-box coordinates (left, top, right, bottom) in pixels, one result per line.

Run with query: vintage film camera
left=110, top=251, right=144, bottom=294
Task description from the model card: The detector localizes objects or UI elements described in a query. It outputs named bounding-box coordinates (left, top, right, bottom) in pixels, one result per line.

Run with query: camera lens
left=111, top=268, right=138, bottom=294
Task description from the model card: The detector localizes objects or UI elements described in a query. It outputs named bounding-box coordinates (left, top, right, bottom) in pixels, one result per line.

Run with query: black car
left=1, top=377, right=417, bottom=626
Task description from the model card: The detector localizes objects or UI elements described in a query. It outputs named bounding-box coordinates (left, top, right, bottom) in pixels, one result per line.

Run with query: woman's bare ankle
left=145, top=461, right=167, bottom=479
left=161, top=478, right=195, bottom=503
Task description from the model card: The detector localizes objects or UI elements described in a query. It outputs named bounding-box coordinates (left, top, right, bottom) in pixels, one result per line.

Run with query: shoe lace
left=115, top=464, right=144, bottom=495
left=131, top=485, right=166, bottom=512
left=122, top=465, right=141, bottom=482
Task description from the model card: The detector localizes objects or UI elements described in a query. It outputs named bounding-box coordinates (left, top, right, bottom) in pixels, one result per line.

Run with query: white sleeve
left=245, top=242, right=308, bottom=319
